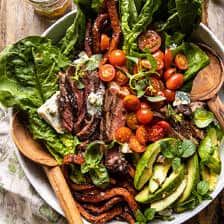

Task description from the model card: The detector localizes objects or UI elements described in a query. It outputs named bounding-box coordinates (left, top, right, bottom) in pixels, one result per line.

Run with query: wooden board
left=0, top=0, right=224, bottom=223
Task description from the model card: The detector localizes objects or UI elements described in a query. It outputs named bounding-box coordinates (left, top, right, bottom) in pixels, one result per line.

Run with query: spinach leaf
left=163, top=32, right=185, bottom=48
left=81, top=141, right=109, bottom=188
left=90, top=164, right=109, bottom=187
left=181, top=140, right=196, bottom=158
left=0, top=36, right=78, bottom=162
left=197, top=180, right=209, bottom=196
left=129, top=0, right=138, bottom=27
left=69, top=164, right=87, bottom=184
left=176, top=0, right=202, bottom=34
left=144, top=208, right=156, bottom=221
left=172, top=42, right=209, bottom=81
left=59, top=7, right=86, bottom=56
left=91, top=0, right=104, bottom=12
left=135, top=209, right=147, bottom=223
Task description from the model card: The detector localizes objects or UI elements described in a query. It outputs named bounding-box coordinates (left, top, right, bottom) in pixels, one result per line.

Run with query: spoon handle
left=44, top=166, right=83, bottom=224
left=208, top=95, right=224, bottom=129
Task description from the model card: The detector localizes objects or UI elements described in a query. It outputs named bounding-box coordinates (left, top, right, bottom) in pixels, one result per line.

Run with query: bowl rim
left=14, top=9, right=224, bottom=224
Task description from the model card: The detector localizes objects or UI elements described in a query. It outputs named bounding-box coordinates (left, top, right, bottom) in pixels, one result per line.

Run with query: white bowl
left=14, top=10, right=224, bottom=224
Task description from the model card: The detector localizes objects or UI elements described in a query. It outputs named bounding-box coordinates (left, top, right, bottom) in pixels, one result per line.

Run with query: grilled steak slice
left=59, top=67, right=104, bottom=141
left=101, top=82, right=128, bottom=141
left=58, top=72, right=75, bottom=132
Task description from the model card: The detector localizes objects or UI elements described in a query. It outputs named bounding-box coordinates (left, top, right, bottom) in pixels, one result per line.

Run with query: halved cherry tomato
left=156, top=121, right=170, bottom=130
left=153, top=51, right=165, bottom=71
left=126, top=113, right=139, bottom=130
left=166, top=73, right=184, bottom=90
left=146, top=77, right=162, bottom=96
left=157, top=91, right=165, bottom=97
left=175, top=53, right=188, bottom=70
left=153, top=50, right=165, bottom=60
left=140, top=59, right=152, bottom=70
left=136, top=108, right=154, bottom=124
left=148, top=124, right=165, bottom=142
left=115, top=127, right=132, bottom=143
left=109, top=49, right=126, bottom=66
left=99, top=64, right=116, bottom=82
left=115, top=70, right=129, bottom=86
left=138, top=30, right=161, bottom=53
left=164, top=68, right=176, bottom=81
left=100, top=34, right=110, bottom=51
left=163, top=89, right=176, bottom=102
left=129, top=135, right=146, bottom=153
left=140, top=102, right=151, bottom=109
left=136, top=126, right=148, bottom=145
left=123, top=95, right=141, bottom=112
left=164, top=48, right=173, bottom=68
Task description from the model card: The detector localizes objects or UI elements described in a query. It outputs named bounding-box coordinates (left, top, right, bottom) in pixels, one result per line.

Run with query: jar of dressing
left=27, top=0, right=72, bottom=20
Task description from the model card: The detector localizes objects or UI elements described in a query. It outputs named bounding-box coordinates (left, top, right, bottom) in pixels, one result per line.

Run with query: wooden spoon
left=11, top=113, right=83, bottom=224
left=190, top=44, right=224, bottom=129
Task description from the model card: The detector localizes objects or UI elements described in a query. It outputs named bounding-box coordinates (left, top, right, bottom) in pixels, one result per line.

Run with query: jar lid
left=29, top=0, right=58, bottom=4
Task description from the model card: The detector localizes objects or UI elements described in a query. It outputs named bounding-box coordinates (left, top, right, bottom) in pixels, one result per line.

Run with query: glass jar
left=28, top=0, right=72, bottom=20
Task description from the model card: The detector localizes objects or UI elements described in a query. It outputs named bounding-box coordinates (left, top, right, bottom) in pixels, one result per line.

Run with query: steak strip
left=82, top=197, right=122, bottom=214
left=74, top=187, right=138, bottom=213
left=85, top=19, right=93, bottom=56
left=106, top=0, right=121, bottom=52
left=77, top=203, right=123, bottom=224
left=92, top=13, right=109, bottom=54
left=70, top=183, right=96, bottom=192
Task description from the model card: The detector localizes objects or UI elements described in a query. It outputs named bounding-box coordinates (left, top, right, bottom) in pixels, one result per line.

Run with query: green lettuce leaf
left=0, top=36, right=80, bottom=163
left=172, top=42, right=209, bottom=81
left=59, top=7, right=86, bottom=57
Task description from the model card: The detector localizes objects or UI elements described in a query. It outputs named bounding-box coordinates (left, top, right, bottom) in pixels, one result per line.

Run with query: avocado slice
left=198, top=127, right=221, bottom=174
left=148, top=159, right=171, bottom=193
left=201, top=165, right=219, bottom=192
left=177, top=154, right=199, bottom=204
left=151, top=179, right=187, bottom=212
left=135, top=165, right=185, bottom=203
left=134, top=138, right=174, bottom=190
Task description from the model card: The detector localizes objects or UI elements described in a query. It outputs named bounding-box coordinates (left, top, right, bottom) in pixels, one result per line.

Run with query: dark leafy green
left=81, top=141, right=109, bottom=188
left=59, top=7, right=86, bottom=56
left=69, top=164, right=87, bottom=184
left=172, top=42, right=209, bottom=81
left=0, top=36, right=80, bottom=162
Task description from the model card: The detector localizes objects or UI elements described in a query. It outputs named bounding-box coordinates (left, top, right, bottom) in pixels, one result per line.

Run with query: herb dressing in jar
left=27, top=0, right=72, bottom=20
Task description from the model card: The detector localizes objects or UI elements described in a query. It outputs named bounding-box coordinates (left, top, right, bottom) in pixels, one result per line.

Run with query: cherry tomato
left=126, top=113, right=139, bottom=130
left=163, top=89, right=176, bottom=102
left=109, top=50, right=126, bottom=66
left=140, top=59, right=152, bottom=70
left=136, top=108, right=154, bottom=124
left=99, top=64, right=116, bottom=82
left=146, top=77, right=162, bottom=96
left=100, top=34, right=110, bottom=51
left=115, top=70, right=129, bottom=86
left=140, top=102, right=151, bottom=109
left=153, top=50, right=165, bottom=61
left=175, top=53, right=188, bottom=70
left=156, top=121, right=171, bottom=130
left=164, top=48, right=173, bottom=68
left=114, top=127, right=132, bottom=143
left=129, top=135, right=146, bottom=153
left=166, top=73, right=184, bottom=90
left=123, top=95, right=141, bottom=112
left=153, top=51, right=165, bottom=71
left=157, top=90, right=165, bottom=97
left=164, top=68, right=176, bottom=81
left=138, top=30, right=161, bottom=53
left=136, top=126, right=148, bottom=145
left=148, top=124, right=165, bottom=142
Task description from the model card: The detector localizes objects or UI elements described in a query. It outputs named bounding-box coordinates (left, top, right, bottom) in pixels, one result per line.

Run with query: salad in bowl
left=0, top=0, right=223, bottom=223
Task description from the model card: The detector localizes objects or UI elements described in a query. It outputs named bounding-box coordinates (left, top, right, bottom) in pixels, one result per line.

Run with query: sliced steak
left=58, top=68, right=105, bottom=142
left=101, top=82, right=128, bottom=141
